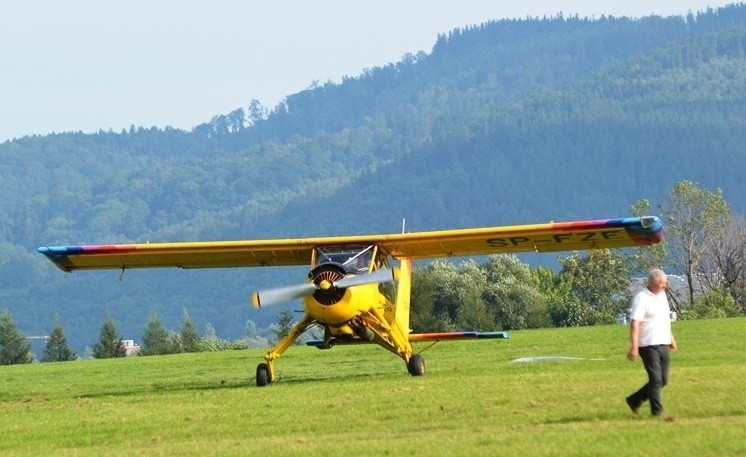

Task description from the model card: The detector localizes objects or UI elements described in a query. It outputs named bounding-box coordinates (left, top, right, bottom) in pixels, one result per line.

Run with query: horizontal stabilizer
left=306, top=330, right=509, bottom=348
left=409, top=331, right=509, bottom=342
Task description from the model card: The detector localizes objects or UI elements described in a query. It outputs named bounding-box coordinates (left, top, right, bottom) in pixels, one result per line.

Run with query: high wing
left=38, top=216, right=662, bottom=272
left=379, top=216, right=663, bottom=258
left=38, top=239, right=314, bottom=272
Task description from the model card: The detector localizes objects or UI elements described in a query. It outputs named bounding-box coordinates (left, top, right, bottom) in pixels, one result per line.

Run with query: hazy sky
left=0, top=1, right=734, bottom=142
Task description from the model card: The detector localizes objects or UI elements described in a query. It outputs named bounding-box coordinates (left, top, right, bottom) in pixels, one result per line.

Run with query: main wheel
left=256, top=363, right=270, bottom=387
left=407, top=353, right=425, bottom=376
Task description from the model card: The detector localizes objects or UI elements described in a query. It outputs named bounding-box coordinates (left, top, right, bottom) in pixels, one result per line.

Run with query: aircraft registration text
left=486, top=229, right=623, bottom=247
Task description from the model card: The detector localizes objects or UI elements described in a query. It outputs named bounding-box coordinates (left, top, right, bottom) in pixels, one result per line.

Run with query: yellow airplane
left=38, top=216, right=662, bottom=386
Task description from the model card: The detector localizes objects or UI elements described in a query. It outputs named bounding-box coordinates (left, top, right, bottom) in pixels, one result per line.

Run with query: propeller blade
left=334, top=267, right=397, bottom=289
left=252, top=283, right=316, bottom=308
left=251, top=268, right=398, bottom=308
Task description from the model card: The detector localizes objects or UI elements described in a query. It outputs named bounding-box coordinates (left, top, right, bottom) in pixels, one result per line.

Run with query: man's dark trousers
left=628, top=345, right=670, bottom=416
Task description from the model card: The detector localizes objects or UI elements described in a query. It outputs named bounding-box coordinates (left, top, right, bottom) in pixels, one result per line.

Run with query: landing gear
left=407, top=353, right=425, bottom=376
left=254, top=313, right=316, bottom=387
left=256, top=363, right=271, bottom=387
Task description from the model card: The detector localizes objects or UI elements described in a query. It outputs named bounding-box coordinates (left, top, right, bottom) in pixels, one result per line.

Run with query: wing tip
left=37, top=246, right=76, bottom=272
left=626, top=216, right=664, bottom=245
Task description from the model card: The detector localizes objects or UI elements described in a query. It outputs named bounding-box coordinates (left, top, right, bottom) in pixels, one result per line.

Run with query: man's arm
left=627, top=320, right=640, bottom=361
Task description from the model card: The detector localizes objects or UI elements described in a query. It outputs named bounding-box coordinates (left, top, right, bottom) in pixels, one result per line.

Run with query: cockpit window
left=314, top=245, right=375, bottom=273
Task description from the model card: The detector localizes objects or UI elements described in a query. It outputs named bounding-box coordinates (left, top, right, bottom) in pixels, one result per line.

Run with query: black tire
left=256, top=363, right=270, bottom=387
left=407, top=353, right=425, bottom=376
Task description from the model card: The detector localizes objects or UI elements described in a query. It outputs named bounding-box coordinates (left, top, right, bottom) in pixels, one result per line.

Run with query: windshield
left=314, top=245, right=374, bottom=273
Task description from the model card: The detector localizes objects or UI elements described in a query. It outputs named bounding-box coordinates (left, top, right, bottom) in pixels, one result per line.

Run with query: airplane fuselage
left=302, top=244, right=396, bottom=339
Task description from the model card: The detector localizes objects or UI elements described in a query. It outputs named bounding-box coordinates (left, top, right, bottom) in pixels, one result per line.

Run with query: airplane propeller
left=251, top=267, right=397, bottom=308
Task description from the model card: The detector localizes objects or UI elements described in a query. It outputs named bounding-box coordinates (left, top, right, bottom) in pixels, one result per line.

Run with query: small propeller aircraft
left=39, top=216, right=662, bottom=386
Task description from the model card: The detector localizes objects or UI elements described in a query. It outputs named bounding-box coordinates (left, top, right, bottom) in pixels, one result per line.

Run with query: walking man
left=626, top=268, right=677, bottom=416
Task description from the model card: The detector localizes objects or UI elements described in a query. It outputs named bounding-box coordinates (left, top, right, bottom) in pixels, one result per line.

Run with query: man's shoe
left=625, top=397, right=640, bottom=415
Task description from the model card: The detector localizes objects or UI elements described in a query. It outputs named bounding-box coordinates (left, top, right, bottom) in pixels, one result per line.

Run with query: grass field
left=1, top=318, right=744, bottom=456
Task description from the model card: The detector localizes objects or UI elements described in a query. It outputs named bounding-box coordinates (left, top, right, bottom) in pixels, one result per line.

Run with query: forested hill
left=1, top=5, right=744, bottom=353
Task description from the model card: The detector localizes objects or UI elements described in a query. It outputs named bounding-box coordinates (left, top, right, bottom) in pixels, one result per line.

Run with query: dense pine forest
left=1, top=5, right=744, bottom=354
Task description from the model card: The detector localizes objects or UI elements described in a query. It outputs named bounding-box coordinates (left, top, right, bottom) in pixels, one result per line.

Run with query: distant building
left=122, top=340, right=140, bottom=356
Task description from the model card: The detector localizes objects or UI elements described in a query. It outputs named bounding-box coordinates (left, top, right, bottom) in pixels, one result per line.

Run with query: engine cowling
left=308, top=263, right=347, bottom=306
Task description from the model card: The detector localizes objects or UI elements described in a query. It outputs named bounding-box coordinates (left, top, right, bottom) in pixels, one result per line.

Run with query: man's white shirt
left=630, top=288, right=672, bottom=347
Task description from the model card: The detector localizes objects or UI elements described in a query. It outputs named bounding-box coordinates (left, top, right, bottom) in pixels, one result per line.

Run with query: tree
left=661, top=180, right=731, bottom=311
left=533, top=266, right=596, bottom=327
left=200, top=322, right=224, bottom=351
left=411, top=256, right=548, bottom=332
left=679, top=286, right=741, bottom=320
left=180, top=310, right=201, bottom=352
left=42, top=318, right=76, bottom=362
left=248, top=99, right=266, bottom=125
left=411, top=260, right=490, bottom=332
left=410, top=261, right=461, bottom=332
left=559, top=249, right=631, bottom=324
left=0, top=310, right=33, bottom=365
left=697, top=215, right=746, bottom=315
left=481, top=255, right=549, bottom=330
left=272, top=310, right=296, bottom=344
left=92, top=315, right=127, bottom=359
left=140, top=311, right=172, bottom=356
left=244, top=319, right=270, bottom=347
left=627, top=199, right=666, bottom=274
left=227, top=108, right=246, bottom=133
left=452, top=261, right=495, bottom=331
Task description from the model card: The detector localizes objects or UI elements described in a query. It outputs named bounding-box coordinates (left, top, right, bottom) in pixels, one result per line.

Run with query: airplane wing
left=377, top=216, right=663, bottom=259
left=38, top=216, right=662, bottom=272
left=37, top=239, right=315, bottom=272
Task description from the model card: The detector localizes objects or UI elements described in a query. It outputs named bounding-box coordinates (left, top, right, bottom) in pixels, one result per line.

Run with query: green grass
left=1, top=319, right=744, bottom=456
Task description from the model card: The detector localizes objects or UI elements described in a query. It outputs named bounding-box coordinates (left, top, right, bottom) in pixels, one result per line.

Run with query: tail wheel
left=256, top=363, right=271, bottom=387
left=407, top=354, right=425, bottom=376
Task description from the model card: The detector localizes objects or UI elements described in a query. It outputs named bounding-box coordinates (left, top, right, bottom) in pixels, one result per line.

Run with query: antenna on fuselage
left=402, top=218, right=406, bottom=234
